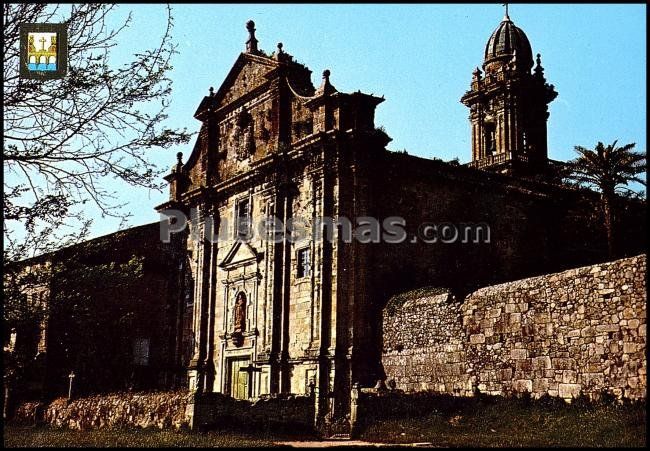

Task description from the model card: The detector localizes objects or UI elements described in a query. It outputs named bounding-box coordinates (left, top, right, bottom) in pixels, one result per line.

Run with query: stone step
left=329, top=433, right=351, bottom=440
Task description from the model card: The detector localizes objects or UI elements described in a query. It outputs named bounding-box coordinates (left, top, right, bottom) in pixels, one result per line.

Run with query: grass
left=359, top=393, right=646, bottom=447
left=3, top=425, right=283, bottom=448
left=4, top=394, right=646, bottom=447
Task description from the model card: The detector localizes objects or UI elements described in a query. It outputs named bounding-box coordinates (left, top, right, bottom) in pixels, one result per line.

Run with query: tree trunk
left=602, top=192, right=616, bottom=259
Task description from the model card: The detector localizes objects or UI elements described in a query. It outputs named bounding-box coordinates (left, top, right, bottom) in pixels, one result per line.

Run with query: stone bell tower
left=461, top=8, right=557, bottom=175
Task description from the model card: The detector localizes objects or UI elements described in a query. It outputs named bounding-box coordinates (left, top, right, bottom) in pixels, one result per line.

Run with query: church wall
left=210, top=188, right=268, bottom=395
left=7, top=223, right=187, bottom=400
left=382, top=254, right=646, bottom=400
left=204, top=158, right=339, bottom=397
left=363, top=152, right=645, bottom=387
left=368, top=151, right=641, bottom=303
left=284, top=174, right=320, bottom=395
left=371, top=153, right=560, bottom=300
left=291, top=98, right=314, bottom=143
left=217, top=60, right=272, bottom=109
left=287, top=175, right=314, bottom=356
left=217, top=92, right=278, bottom=182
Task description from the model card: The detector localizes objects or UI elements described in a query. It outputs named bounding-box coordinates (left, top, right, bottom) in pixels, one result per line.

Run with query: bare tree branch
left=3, top=4, right=192, bottom=262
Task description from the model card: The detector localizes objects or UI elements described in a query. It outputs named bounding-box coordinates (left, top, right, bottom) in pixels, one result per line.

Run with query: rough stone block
left=469, top=334, right=485, bottom=344
left=511, top=349, right=527, bottom=360
left=513, top=379, right=532, bottom=393
left=558, top=383, right=582, bottom=399
left=552, top=358, right=576, bottom=370
left=533, top=356, right=551, bottom=370
left=562, top=370, right=577, bottom=384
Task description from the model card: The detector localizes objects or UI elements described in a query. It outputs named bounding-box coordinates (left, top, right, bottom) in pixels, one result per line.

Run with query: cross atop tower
left=461, top=9, right=558, bottom=176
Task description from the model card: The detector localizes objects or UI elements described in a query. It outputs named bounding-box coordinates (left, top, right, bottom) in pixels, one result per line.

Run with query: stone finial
left=472, top=66, right=482, bottom=81
left=172, top=152, right=183, bottom=173
left=275, top=42, right=285, bottom=61
left=316, top=69, right=336, bottom=96
left=208, top=86, right=214, bottom=97
left=245, top=20, right=259, bottom=54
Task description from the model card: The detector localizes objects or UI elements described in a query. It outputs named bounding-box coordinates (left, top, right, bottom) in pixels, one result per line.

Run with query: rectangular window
left=133, top=338, right=150, bottom=366
left=297, top=248, right=311, bottom=279
left=236, top=198, right=251, bottom=239
left=184, top=271, right=194, bottom=307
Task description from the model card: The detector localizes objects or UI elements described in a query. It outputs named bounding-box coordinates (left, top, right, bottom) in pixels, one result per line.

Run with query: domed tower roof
left=484, top=14, right=533, bottom=71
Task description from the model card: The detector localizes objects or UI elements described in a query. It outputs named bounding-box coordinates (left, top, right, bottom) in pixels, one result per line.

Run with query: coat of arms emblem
left=20, top=23, right=68, bottom=80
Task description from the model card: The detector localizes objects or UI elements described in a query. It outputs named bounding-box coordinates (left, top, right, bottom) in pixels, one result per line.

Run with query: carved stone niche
left=231, top=291, right=247, bottom=347
left=259, top=127, right=271, bottom=142
left=257, top=110, right=271, bottom=142
left=232, top=108, right=255, bottom=161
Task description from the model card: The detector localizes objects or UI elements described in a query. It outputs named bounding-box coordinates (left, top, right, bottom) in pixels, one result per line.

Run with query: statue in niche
left=231, top=291, right=246, bottom=347
left=233, top=108, right=254, bottom=161
left=233, top=291, right=246, bottom=333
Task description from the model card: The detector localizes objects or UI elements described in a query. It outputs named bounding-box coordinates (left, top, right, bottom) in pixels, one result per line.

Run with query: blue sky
left=77, top=4, right=648, bottom=238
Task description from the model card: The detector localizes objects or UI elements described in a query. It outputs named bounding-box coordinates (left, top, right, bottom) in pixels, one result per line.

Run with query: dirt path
left=275, top=440, right=435, bottom=447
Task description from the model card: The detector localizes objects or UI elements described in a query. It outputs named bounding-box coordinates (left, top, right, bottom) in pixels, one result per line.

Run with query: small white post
left=68, top=371, right=75, bottom=399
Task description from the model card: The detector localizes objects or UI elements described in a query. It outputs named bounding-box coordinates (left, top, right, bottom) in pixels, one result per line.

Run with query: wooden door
left=229, top=358, right=250, bottom=399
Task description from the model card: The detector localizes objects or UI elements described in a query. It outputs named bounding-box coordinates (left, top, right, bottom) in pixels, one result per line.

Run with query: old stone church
left=153, top=13, right=644, bottom=423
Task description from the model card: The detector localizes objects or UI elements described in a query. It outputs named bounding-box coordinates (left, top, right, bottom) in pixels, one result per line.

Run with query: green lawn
left=3, top=426, right=282, bottom=448
left=4, top=395, right=646, bottom=447
left=359, top=394, right=646, bottom=447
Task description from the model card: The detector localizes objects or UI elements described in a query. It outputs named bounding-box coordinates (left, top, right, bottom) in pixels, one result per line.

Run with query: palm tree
left=565, top=141, right=646, bottom=258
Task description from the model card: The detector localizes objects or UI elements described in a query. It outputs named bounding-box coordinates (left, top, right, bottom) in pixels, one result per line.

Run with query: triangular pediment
left=219, top=240, right=261, bottom=269
left=194, top=53, right=278, bottom=119
left=215, top=53, right=278, bottom=107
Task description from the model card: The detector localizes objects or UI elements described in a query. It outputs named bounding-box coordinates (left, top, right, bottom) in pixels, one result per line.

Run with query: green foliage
left=3, top=263, right=50, bottom=388
left=2, top=251, right=148, bottom=397
left=564, top=141, right=646, bottom=257
left=360, top=392, right=646, bottom=447
left=45, top=255, right=147, bottom=393
left=565, top=141, right=646, bottom=196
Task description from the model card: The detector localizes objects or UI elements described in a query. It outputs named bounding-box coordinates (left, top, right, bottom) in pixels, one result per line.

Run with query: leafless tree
left=3, top=4, right=191, bottom=262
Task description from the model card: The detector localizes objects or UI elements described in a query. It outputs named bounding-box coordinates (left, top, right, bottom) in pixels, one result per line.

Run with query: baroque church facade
left=155, top=14, right=644, bottom=424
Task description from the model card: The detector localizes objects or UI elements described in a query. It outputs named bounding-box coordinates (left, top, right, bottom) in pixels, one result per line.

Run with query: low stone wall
left=13, top=390, right=316, bottom=432
left=188, top=392, right=315, bottom=432
left=13, top=391, right=189, bottom=430
left=382, top=288, right=470, bottom=394
left=382, top=254, right=646, bottom=400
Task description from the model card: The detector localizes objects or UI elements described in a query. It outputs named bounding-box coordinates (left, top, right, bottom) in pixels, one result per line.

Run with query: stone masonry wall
left=382, top=288, right=470, bottom=394
left=13, top=390, right=315, bottom=432
left=13, top=391, right=189, bottom=430
left=382, top=254, right=646, bottom=400
left=188, top=392, right=315, bottom=431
